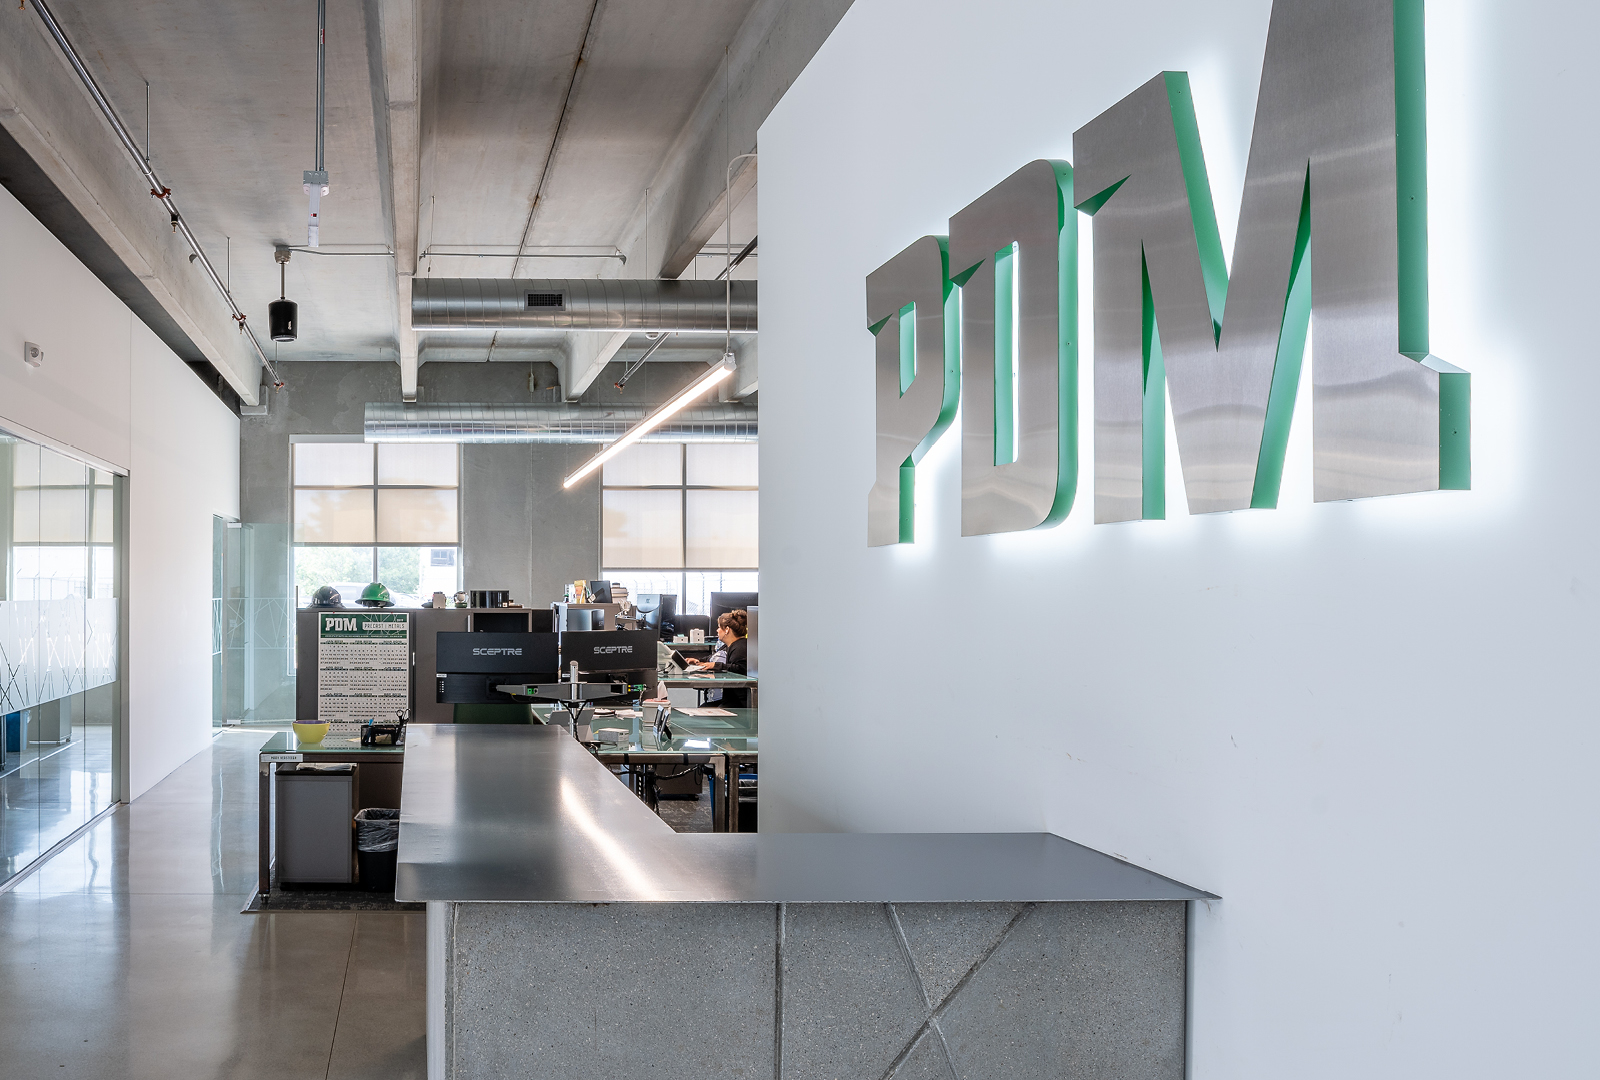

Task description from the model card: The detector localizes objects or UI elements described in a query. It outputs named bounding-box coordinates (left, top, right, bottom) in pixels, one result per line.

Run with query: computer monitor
left=638, top=593, right=678, bottom=635
left=587, top=580, right=614, bottom=603
left=435, top=631, right=559, bottom=703
left=673, top=613, right=711, bottom=639
left=559, top=629, right=659, bottom=674
left=709, top=591, right=758, bottom=624
left=437, top=632, right=559, bottom=674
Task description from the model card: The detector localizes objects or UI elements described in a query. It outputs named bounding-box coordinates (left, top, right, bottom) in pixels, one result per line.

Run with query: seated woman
left=685, top=609, right=749, bottom=708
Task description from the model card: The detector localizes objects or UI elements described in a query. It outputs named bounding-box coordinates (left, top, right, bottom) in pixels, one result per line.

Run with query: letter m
left=1073, top=0, right=1468, bottom=522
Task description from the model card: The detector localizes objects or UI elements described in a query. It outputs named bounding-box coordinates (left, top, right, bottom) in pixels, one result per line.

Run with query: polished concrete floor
left=0, top=729, right=426, bottom=1080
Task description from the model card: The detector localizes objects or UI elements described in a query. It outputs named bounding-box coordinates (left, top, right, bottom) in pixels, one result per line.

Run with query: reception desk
left=398, top=725, right=1214, bottom=1080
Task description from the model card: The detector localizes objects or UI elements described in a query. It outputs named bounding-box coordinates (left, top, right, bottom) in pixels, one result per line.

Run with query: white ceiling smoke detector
left=23, top=342, right=43, bottom=368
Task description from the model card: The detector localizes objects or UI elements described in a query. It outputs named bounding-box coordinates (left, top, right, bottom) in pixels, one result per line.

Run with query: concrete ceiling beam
left=558, top=330, right=632, bottom=400
left=369, top=0, right=421, bottom=401
left=730, top=337, right=758, bottom=398
left=612, top=0, right=855, bottom=281
left=0, top=5, right=265, bottom=401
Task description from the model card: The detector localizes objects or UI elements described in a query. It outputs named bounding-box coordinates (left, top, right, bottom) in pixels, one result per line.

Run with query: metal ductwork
left=411, top=279, right=757, bottom=333
left=364, top=402, right=757, bottom=443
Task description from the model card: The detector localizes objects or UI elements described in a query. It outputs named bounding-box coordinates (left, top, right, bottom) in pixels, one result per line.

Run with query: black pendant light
left=269, top=248, right=298, bottom=342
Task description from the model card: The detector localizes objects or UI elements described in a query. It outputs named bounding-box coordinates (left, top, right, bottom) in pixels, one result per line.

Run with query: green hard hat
left=357, top=582, right=393, bottom=608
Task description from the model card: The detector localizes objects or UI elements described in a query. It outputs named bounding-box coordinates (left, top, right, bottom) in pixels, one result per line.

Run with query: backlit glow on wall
left=759, top=2, right=1580, bottom=1079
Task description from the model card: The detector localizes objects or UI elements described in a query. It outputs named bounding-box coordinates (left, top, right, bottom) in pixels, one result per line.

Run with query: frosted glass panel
left=378, top=443, right=459, bottom=486
left=0, top=598, right=118, bottom=712
left=603, top=490, right=683, bottom=568
left=686, top=490, right=758, bottom=568
left=686, top=443, right=758, bottom=487
left=603, top=443, right=681, bottom=487
left=294, top=442, right=374, bottom=486
left=293, top=489, right=375, bottom=543
left=377, top=489, right=459, bottom=543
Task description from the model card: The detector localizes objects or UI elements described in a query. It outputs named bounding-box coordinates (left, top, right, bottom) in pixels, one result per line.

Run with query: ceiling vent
left=414, top=279, right=756, bottom=332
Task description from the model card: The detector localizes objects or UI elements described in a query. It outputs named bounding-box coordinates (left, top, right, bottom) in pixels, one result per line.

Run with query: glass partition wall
left=216, top=520, right=295, bottom=724
left=0, top=430, right=122, bottom=885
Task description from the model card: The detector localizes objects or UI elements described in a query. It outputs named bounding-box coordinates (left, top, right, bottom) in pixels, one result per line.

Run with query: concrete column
left=461, top=442, right=600, bottom=609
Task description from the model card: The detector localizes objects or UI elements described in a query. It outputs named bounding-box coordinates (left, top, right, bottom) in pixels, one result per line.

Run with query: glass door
left=0, top=431, right=122, bottom=884
left=217, top=521, right=295, bottom=724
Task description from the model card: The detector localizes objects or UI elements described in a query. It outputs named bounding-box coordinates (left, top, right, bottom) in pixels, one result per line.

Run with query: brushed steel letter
left=866, top=236, right=959, bottom=546
left=949, top=160, right=1078, bottom=536
left=1074, top=0, right=1468, bottom=522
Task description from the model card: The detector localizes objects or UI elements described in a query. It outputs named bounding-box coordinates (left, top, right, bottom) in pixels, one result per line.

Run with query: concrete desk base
left=430, top=899, right=1184, bottom=1080
left=399, top=727, right=1210, bottom=1080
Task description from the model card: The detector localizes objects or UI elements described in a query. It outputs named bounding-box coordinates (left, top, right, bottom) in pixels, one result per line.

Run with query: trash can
left=354, top=808, right=401, bottom=892
left=278, top=765, right=356, bottom=884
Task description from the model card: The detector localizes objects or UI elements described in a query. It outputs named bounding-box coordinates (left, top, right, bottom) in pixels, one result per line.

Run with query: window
left=292, top=442, right=460, bottom=607
left=602, top=442, right=757, bottom=615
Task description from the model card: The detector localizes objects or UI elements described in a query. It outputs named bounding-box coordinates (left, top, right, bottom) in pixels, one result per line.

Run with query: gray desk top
left=259, top=732, right=406, bottom=756
left=396, top=725, right=1213, bottom=905
left=661, top=672, right=758, bottom=688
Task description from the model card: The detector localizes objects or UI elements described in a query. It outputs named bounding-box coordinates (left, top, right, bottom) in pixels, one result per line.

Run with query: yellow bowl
left=292, top=722, right=329, bottom=744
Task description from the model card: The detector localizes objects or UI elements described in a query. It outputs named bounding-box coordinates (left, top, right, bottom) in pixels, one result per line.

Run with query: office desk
left=397, top=725, right=1214, bottom=1080
left=665, top=640, right=713, bottom=653
left=533, top=705, right=757, bottom=830
left=257, top=732, right=405, bottom=899
left=661, top=670, right=758, bottom=706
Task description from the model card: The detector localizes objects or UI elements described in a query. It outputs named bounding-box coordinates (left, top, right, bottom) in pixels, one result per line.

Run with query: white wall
left=0, top=183, right=239, bottom=801
left=759, top=2, right=1595, bottom=1078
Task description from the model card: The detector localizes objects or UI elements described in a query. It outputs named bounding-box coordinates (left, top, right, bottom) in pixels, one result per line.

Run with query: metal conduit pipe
left=412, top=279, right=757, bottom=333
left=614, top=332, right=673, bottom=391
left=363, top=402, right=757, bottom=444
left=27, top=0, right=283, bottom=389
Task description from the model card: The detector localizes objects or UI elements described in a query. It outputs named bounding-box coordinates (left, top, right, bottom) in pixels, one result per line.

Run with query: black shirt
left=712, top=637, right=749, bottom=708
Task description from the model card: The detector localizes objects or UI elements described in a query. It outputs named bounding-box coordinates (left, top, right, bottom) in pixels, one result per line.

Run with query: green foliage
left=293, top=546, right=373, bottom=600
left=376, top=549, right=423, bottom=598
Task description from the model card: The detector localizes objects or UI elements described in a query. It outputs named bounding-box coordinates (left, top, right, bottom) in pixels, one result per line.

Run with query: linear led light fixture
left=562, top=355, right=737, bottom=489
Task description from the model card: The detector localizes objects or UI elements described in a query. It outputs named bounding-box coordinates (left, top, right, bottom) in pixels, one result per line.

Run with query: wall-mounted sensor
left=23, top=342, right=42, bottom=368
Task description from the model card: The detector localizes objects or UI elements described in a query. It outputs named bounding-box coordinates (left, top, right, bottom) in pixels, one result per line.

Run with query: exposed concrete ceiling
left=0, top=0, right=850, bottom=405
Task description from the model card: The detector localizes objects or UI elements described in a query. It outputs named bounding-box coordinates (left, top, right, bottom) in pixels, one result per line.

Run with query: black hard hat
left=310, top=586, right=342, bottom=608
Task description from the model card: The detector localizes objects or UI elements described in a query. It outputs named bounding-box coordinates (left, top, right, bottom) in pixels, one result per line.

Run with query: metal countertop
left=395, top=724, right=1215, bottom=904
